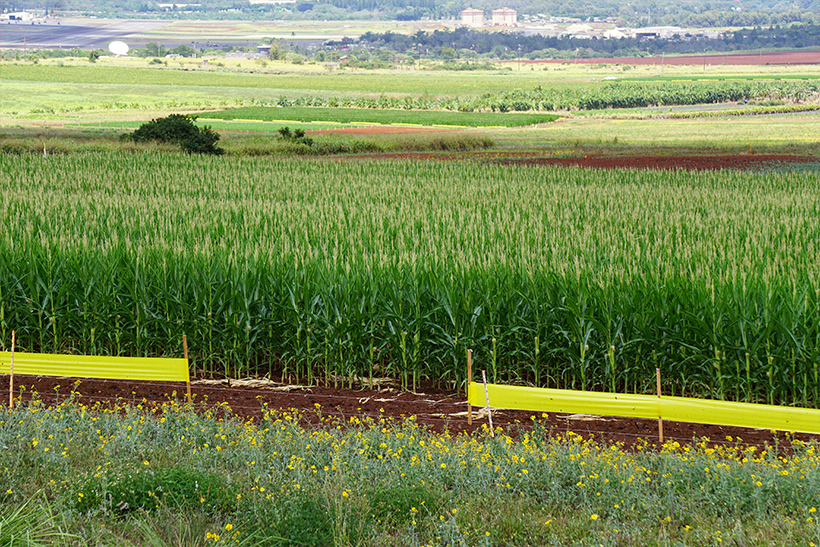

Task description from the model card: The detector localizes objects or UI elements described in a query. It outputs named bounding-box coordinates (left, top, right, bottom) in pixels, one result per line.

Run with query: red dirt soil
left=497, top=153, right=820, bottom=170
left=349, top=150, right=820, bottom=171
left=3, top=374, right=818, bottom=451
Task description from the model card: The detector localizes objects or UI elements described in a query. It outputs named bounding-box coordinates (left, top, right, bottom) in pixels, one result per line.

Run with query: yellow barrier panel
left=0, top=352, right=189, bottom=383
left=468, top=382, right=820, bottom=435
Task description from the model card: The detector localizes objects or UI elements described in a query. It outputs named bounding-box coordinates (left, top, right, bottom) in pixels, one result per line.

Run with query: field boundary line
left=1, top=334, right=191, bottom=404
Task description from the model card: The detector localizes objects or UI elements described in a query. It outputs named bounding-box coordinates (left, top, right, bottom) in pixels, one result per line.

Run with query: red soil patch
left=499, top=153, right=820, bottom=171
left=349, top=151, right=820, bottom=171
left=4, top=374, right=817, bottom=451
left=528, top=49, right=820, bottom=66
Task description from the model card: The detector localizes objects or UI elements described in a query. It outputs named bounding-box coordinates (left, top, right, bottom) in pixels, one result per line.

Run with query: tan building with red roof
left=460, top=7, right=485, bottom=27
left=492, top=7, right=517, bottom=26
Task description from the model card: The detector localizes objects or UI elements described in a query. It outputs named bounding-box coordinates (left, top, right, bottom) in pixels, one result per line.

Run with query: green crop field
left=201, top=106, right=558, bottom=127
left=1, top=153, right=819, bottom=405
left=0, top=63, right=574, bottom=96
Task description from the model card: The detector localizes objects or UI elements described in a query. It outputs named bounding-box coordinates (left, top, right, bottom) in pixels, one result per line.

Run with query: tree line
left=6, top=0, right=820, bottom=26
left=351, top=24, right=820, bottom=60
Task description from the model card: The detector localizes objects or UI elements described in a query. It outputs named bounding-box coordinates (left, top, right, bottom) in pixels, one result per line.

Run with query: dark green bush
left=125, top=114, right=223, bottom=155
left=369, top=485, right=438, bottom=526
left=277, top=126, right=313, bottom=147
left=73, top=467, right=236, bottom=516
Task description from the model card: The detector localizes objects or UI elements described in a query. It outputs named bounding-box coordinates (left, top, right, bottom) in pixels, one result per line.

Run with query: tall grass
left=0, top=153, right=819, bottom=404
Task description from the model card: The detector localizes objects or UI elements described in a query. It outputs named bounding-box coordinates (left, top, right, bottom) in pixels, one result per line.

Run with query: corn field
left=1, top=153, right=819, bottom=404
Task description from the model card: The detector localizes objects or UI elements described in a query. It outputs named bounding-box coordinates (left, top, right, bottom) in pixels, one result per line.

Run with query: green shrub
left=277, top=126, right=313, bottom=146
left=73, top=467, right=236, bottom=516
left=124, top=114, right=223, bottom=155
left=369, top=485, right=438, bottom=527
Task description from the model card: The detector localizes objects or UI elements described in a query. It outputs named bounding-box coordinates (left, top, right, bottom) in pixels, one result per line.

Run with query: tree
left=171, top=44, right=195, bottom=57
left=144, top=42, right=167, bottom=57
left=125, top=114, right=224, bottom=155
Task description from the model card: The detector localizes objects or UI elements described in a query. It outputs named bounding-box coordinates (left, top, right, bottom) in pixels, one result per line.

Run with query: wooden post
left=183, top=335, right=192, bottom=404
left=467, top=349, right=472, bottom=426
left=9, top=331, right=15, bottom=409
left=482, top=369, right=494, bottom=437
left=656, top=367, right=663, bottom=444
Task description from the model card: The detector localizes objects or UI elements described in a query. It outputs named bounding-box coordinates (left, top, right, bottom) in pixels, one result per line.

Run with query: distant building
left=1, top=12, right=34, bottom=21
left=632, top=26, right=683, bottom=40
left=492, top=7, right=517, bottom=26
left=565, top=23, right=593, bottom=34
left=520, top=25, right=560, bottom=38
left=604, top=28, right=628, bottom=39
left=460, top=8, right=484, bottom=27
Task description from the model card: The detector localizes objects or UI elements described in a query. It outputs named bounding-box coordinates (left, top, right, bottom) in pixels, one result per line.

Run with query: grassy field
left=2, top=396, right=819, bottom=546
left=80, top=119, right=354, bottom=133
left=200, top=107, right=558, bottom=127
left=496, top=112, right=820, bottom=150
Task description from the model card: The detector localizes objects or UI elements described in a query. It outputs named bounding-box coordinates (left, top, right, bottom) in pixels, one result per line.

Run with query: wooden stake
left=467, top=349, right=472, bottom=426
left=183, top=334, right=192, bottom=404
left=482, top=369, right=494, bottom=437
left=9, top=331, right=15, bottom=409
left=656, top=367, right=663, bottom=444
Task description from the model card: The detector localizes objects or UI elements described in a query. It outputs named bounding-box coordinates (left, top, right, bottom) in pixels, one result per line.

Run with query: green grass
left=0, top=63, right=576, bottom=95
left=2, top=396, right=820, bottom=546
left=201, top=106, right=558, bottom=127
left=78, top=120, right=353, bottom=133
left=495, top=112, right=820, bottom=150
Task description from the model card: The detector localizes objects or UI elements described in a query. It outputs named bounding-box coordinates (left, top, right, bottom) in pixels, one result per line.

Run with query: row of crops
left=248, top=79, right=820, bottom=113
left=1, top=154, right=819, bottom=405
left=201, top=106, right=558, bottom=127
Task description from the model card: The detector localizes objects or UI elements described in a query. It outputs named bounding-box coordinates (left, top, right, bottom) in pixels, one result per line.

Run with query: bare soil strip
left=5, top=375, right=818, bottom=450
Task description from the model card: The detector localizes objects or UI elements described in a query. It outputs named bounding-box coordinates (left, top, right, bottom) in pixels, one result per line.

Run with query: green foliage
left=142, top=42, right=167, bottom=58
left=0, top=493, right=78, bottom=546
left=73, top=467, right=237, bottom=516
left=369, top=485, right=438, bottom=526
left=126, top=114, right=224, bottom=155
left=277, top=126, right=313, bottom=146
left=275, top=498, right=333, bottom=547
left=1, top=154, right=820, bottom=403
left=209, top=106, right=558, bottom=126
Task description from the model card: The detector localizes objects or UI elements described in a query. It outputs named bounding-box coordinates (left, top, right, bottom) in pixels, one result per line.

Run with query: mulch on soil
left=3, top=375, right=818, bottom=451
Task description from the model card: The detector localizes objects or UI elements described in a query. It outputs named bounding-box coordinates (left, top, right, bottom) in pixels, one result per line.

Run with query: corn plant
left=1, top=153, right=819, bottom=405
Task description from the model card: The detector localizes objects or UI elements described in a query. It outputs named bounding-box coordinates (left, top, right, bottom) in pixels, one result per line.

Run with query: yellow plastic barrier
left=468, top=382, right=820, bottom=435
left=0, top=352, right=189, bottom=383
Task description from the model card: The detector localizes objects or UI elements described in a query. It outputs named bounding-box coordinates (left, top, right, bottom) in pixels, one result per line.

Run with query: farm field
left=2, top=154, right=820, bottom=405
left=1, top=378, right=820, bottom=546
left=200, top=106, right=558, bottom=127
left=2, top=50, right=820, bottom=545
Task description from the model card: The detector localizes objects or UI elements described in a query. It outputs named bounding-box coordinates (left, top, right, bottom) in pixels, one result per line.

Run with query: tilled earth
left=349, top=150, right=820, bottom=171
left=4, top=374, right=819, bottom=451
